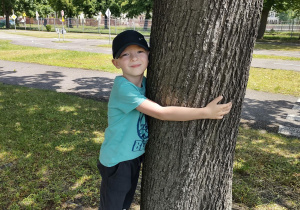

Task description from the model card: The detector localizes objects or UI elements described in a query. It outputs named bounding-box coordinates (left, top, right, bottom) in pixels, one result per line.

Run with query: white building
left=268, top=10, right=279, bottom=24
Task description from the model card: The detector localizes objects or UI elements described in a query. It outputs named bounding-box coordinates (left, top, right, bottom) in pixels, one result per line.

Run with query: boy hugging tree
left=97, top=30, right=232, bottom=210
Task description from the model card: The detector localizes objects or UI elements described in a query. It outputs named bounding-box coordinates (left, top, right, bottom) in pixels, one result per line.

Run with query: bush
left=46, top=24, right=51, bottom=32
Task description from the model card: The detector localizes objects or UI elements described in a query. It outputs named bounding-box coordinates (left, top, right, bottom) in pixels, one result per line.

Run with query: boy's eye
left=120, top=53, right=129, bottom=57
left=138, top=50, right=145, bottom=53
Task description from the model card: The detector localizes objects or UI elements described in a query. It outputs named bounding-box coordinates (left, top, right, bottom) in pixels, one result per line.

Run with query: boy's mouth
left=130, top=64, right=141, bottom=68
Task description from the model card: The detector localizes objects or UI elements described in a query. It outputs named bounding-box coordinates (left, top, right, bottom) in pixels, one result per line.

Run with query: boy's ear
left=112, top=59, right=120, bottom=69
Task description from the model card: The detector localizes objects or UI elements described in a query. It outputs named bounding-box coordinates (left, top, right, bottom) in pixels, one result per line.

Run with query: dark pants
left=97, top=155, right=143, bottom=210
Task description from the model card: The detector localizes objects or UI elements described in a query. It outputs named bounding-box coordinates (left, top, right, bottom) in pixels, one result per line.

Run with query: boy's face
left=112, top=45, right=149, bottom=80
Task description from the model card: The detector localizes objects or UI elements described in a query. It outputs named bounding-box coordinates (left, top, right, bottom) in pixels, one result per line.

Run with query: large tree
left=141, top=0, right=263, bottom=209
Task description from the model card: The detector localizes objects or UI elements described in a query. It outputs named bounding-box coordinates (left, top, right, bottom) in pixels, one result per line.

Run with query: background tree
left=118, top=0, right=152, bottom=30
left=0, top=0, right=17, bottom=28
left=48, top=0, right=76, bottom=18
left=73, top=0, right=97, bottom=18
left=96, top=0, right=121, bottom=29
left=36, top=0, right=53, bottom=17
left=257, top=0, right=299, bottom=39
left=15, top=0, right=36, bottom=18
left=141, top=0, right=263, bottom=209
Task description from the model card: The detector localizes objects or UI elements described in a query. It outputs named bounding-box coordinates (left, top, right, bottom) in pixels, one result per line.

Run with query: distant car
left=0, top=19, right=15, bottom=28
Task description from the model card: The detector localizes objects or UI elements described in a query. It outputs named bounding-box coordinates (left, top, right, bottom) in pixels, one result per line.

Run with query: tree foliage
left=48, top=0, right=76, bottom=17
left=0, top=0, right=17, bottom=28
left=118, top=0, right=152, bottom=19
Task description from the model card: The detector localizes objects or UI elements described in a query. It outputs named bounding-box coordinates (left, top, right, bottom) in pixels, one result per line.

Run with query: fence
left=0, top=17, right=152, bottom=35
left=1, top=17, right=299, bottom=34
left=265, top=21, right=300, bottom=32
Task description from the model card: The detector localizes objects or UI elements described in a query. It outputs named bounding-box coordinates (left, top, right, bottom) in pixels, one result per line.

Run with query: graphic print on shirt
left=132, top=113, right=148, bottom=152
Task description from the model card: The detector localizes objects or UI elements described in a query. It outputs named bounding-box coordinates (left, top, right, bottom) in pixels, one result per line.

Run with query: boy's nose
left=130, top=53, right=138, bottom=61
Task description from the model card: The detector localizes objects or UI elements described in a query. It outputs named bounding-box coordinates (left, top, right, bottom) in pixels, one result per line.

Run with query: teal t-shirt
left=99, top=76, right=148, bottom=167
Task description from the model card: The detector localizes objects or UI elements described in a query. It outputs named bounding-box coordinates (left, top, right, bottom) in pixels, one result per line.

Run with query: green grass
left=2, top=29, right=112, bottom=39
left=1, top=27, right=150, bottom=38
left=253, top=54, right=300, bottom=61
left=255, top=43, right=300, bottom=51
left=0, top=83, right=107, bottom=209
left=0, top=83, right=298, bottom=209
left=97, top=44, right=112, bottom=48
left=248, top=67, right=300, bottom=97
left=233, top=126, right=299, bottom=209
left=0, top=40, right=118, bottom=74
left=261, top=31, right=300, bottom=44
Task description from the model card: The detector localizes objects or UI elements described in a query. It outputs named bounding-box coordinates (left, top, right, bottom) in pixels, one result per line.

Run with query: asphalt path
left=0, top=31, right=299, bottom=137
left=0, top=32, right=300, bottom=71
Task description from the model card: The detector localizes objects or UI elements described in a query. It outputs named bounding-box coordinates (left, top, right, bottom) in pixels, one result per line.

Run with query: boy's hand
left=205, top=96, right=232, bottom=119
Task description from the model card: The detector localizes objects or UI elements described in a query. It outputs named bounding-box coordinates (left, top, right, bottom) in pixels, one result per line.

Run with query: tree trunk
left=143, top=10, right=151, bottom=31
left=5, top=12, right=10, bottom=29
left=257, top=7, right=271, bottom=39
left=141, top=0, right=263, bottom=209
left=104, top=15, right=108, bottom=29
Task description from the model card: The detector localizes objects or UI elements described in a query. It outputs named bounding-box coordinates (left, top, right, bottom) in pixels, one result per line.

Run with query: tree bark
left=5, top=11, right=10, bottom=28
left=141, top=0, right=263, bottom=209
left=257, top=7, right=271, bottom=39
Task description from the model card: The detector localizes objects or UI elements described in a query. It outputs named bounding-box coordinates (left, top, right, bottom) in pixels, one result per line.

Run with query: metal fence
left=1, top=17, right=299, bottom=34
left=265, top=21, right=300, bottom=32
left=0, top=17, right=152, bottom=35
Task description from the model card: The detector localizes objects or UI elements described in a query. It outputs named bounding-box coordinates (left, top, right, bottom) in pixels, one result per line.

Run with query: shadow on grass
left=0, top=83, right=107, bottom=209
left=233, top=127, right=300, bottom=209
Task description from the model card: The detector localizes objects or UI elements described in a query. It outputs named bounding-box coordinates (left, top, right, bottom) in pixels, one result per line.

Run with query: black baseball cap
left=112, top=30, right=150, bottom=59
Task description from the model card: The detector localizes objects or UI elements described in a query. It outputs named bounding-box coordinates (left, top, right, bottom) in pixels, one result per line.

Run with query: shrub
left=46, top=24, right=52, bottom=32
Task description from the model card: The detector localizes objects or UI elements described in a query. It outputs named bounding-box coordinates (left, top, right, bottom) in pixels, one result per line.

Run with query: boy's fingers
left=211, top=96, right=223, bottom=104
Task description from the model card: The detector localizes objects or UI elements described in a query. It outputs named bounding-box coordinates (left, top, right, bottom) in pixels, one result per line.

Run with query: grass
left=0, top=83, right=299, bottom=209
left=260, top=31, right=300, bottom=44
left=2, top=30, right=112, bottom=40
left=233, top=126, right=299, bottom=209
left=248, top=67, right=300, bottom=97
left=252, top=54, right=300, bottom=61
left=0, top=40, right=118, bottom=74
left=254, top=43, right=300, bottom=51
left=1, top=27, right=150, bottom=38
left=97, top=44, right=112, bottom=48
left=0, top=83, right=107, bottom=209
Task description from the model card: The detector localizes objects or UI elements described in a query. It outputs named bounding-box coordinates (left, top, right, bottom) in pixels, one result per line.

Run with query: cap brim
left=114, top=43, right=150, bottom=59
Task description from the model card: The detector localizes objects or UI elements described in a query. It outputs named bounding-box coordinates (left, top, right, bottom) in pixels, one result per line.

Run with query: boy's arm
left=136, top=96, right=232, bottom=121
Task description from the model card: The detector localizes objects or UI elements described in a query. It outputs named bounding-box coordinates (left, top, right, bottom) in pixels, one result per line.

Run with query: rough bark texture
left=141, top=0, right=263, bottom=209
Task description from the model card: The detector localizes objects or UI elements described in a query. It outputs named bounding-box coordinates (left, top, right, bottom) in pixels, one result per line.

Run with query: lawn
left=0, top=40, right=117, bottom=74
left=248, top=68, right=300, bottom=97
left=252, top=54, right=300, bottom=61
left=254, top=43, right=300, bottom=51
left=0, top=84, right=107, bottom=209
left=1, top=29, right=112, bottom=40
left=0, top=83, right=299, bottom=209
left=0, top=31, right=299, bottom=209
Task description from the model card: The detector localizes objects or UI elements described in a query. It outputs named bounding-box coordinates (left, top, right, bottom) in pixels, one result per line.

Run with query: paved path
left=0, top=31, right=300, bottom=71
left=0, top=31, right=299, bottom=137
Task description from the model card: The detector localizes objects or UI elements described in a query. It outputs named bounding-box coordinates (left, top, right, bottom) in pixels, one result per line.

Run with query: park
left=0, top=0, right=300, bottom=209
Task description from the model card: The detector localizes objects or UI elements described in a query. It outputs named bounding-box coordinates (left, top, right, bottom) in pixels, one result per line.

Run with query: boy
left=97, top=30, right=232, bottom=210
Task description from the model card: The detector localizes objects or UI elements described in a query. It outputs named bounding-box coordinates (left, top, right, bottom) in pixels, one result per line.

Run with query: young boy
left=97, top=30, right=232, bottom=210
